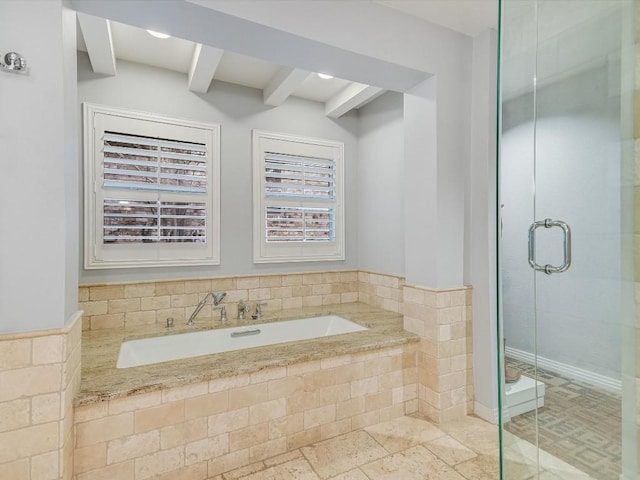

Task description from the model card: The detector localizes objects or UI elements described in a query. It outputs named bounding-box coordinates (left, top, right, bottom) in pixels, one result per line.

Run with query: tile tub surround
left=403, top=284, right=474, bottom=424
left=0, top=313, right=82, bottom=480
left=73, top=303, right=419, bottom=479
left=78, top=271, right=360, bottom=331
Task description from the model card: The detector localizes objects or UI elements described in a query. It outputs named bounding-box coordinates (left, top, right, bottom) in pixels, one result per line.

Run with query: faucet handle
left=237, top=300, right=249, bottom=319
left=213, top=306, right=228, bottom=323
left=256, top=302, right=267, bottom=314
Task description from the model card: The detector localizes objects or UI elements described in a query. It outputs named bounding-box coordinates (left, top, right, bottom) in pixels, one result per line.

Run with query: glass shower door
left=499, top=1, right=637, bottom=479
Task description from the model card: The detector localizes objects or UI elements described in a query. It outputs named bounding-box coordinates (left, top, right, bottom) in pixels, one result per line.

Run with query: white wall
left=72, top=0, right=474, bottom=291
left=468, top=30, right=499, bottom=421
left=502, top=64, right=622, bottom=380
left=357, top=92, right=405, bottom=276
left=0, top=0, right=78, bottom=333
left=78, top=54, right=359, bottom=284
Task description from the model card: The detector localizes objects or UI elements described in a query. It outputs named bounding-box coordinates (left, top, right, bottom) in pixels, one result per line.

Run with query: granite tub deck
left=76, top=302, right=419, bottom=406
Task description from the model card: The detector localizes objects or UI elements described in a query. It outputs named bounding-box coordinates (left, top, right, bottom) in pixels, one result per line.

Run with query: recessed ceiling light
left=317, top=73, right=334, bottom=80
left=147, top=30, right=171, bottom=39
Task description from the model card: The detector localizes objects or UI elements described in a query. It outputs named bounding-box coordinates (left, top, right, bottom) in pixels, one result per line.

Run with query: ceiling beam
left=188, top=44, right=224, bottom=93
left=77, top=12, right=116, bottom=76
left=325, top=83, right=385, bottom=118
left=263, top=67, right=310, bottom=106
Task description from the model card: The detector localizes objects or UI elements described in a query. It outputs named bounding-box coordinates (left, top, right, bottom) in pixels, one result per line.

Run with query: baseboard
left=505, top=346, right=621, bottom=393
left=473, top=401, right=511, bottom=424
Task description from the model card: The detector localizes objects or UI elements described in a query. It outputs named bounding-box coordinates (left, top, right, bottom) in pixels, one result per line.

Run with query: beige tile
left=249, top=437, right=287, bottom=462
left=156, top=462, right=208, bottom=480
left=320, top=418, right=351, bottom=440
left=134, top=446, right=185, bottom=480
left=209, top=408, right=249, bottom=436
left=268, top=376, right=304, bottom=400
left=0, top=339, right=31, bottom=372
left=76, top=412, right=134, bottom=447
left=31, top=450, right=59, bottom=480
left=2, top=458, right=30, bottom=479
left=269, top=413, right=304, bottom=439
left=336, top=397, right=365, bottom=420
left=185, top=391, right=228, bottom=419
left=186, top=433, right=230, bottom=465
left=208, top=449, right=250, bottom=477
left=90, top=313, right=124, bottom=330
left=184, top=279, right=213, bottom=293
left=229, top=384, right=269, bottom=408
left=75, top=402, right=108, bottom=423
left=301, top=430, right=387, bottom=478
left=0, top=398, right=30, bottom=433
left=260, top=276, right=282, bottom=288
left=108, top=298, right=140, bottom=314
left=107, top=430, right=160, bottom=464
left=327, top=469, right=369, bottom=480
left=263, top=450, right=303, bottom=467
left=439, top=415, right=498, bottom=456
left=236, top=457, right=319, bottom=480
left=31, top=392, right=61, bottom=424
left=76, top=459, right=134, bottom=480
left=89, top=285, right=124, bottom=301
left=161, top=418, right=207, bottom=449
left=73, top=443, right=107, bottom=475
left=362, top=445, right=466, bottom=480
left=210, top=374, right=250, bottom=393
left=140, top=295, right=171, bottom=311
left=0, top=364, right=61, bottom=402
left=250, top=366, right=287, bottom=384
left=108, top=391, right=161, bottom=415
left=454, top=454, right=503, bottom=480
left=424, top=434, right=477, bottom=466
left=0, top=421, right=58, bottom=464
left=155, top=281, right=185, bottom=296
left=304, top=405, right=336, bottom=429
left=124, top=283, right=155, bottom=298
left=162, top=382, right=209, bottom=403
left=364, top=415, right=444, bottom=453
left=229, top=423, right=270, bottom=451
left=250, top=398, right=286, bottom=424
left=134, top=401, right=184, bottom=433
left=222, top=460, right=265, bottom=479
left=32, top=334, right=64, bottom=365
left=288, top=427, right=321, bottom=450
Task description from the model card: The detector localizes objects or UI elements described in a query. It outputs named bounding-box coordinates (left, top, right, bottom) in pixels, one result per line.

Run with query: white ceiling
left=76, top=1, right=498, bottom=115
left=375, top=0, right=498, bottom=38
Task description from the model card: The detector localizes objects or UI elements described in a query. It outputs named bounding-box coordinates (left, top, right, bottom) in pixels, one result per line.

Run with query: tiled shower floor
left=212, top=415, right=590, bottom=479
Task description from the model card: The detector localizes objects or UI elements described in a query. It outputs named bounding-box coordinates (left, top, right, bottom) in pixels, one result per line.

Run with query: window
left=84, top=103, right=220, bottom=269
left=253, top=130, right=344, bottom=263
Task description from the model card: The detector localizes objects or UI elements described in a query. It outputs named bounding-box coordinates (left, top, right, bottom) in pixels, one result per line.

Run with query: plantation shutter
left=84, top=103, right=220, bottom=269
left=101, top=131, right=207, bottom=244
left=253, top=130, right=344, bottom=263
left=264, top=153, right=335, bottom=243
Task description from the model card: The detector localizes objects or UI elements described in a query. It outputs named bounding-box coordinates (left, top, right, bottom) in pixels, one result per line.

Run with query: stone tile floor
left=211, top=415, right=592, bottom=479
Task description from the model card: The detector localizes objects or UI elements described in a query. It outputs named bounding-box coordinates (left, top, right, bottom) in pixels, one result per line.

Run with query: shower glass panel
left=498, top=1, right=637, bottom=479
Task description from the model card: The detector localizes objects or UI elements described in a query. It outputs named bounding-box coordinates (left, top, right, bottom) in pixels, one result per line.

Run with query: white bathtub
left=116, top=315, right=368, bottom=368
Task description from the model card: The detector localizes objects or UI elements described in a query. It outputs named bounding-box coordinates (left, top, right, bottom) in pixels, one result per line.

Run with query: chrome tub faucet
left=186, top=291, right=226, bottom=326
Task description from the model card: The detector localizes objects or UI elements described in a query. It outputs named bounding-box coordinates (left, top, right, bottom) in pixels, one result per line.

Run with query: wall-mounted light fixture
left=1, top=52, right=28, bottom=75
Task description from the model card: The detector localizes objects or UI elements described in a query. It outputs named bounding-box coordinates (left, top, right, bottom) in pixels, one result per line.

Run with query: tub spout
left=186, top=291, right=226, bottom=326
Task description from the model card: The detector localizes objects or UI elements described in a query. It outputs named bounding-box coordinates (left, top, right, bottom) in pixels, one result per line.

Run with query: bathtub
left=116, top=315, right=368, bottom=368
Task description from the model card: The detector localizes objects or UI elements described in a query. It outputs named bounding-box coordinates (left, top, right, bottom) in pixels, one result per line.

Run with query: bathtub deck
left=77, top=302, right=418, bottom=405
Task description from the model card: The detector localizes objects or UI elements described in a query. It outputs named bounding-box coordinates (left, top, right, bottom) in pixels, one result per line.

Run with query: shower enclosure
left=498, top=0, right=637, bottom=478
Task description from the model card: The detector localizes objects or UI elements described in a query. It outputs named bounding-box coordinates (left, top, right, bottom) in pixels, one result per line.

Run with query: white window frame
left=253, top=130, right=345, bottom=263
left=84, top=103, right=220, bottom=269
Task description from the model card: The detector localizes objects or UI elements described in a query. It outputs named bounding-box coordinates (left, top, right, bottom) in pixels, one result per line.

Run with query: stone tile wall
left=402, top=284, right=474, bottom=423
left=72, top=344, right=417, bottom=479
left=79, top=272, right=360, bottom=331
left=0, top=313, right=82, bottom=480
left=358, top=271, right=404, bottom=314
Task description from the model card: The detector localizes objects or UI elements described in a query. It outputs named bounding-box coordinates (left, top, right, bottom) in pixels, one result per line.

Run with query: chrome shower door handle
left=528, top=218, right=572, bottom=274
